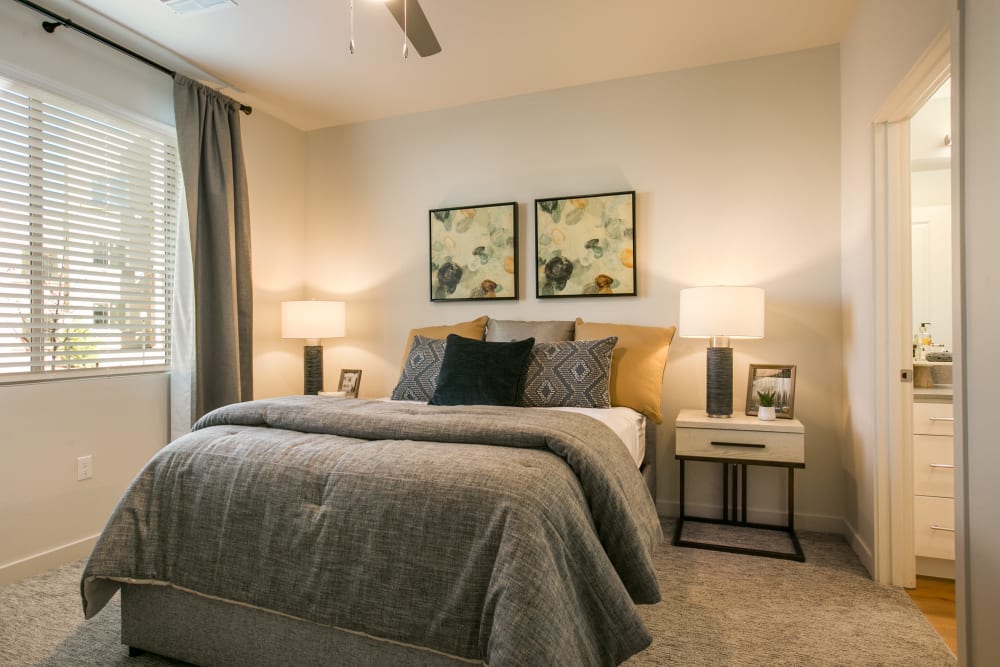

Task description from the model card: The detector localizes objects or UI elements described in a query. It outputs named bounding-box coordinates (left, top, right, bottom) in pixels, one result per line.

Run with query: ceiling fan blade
left=385, top=0, right=442, bottom=57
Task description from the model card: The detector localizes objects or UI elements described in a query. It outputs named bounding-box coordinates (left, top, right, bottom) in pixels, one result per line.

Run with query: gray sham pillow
left=390, top=335, right=447, bottom=401
left=484, top=318, right=575, bottom=342
left=518, top=336, right=618, bottom=408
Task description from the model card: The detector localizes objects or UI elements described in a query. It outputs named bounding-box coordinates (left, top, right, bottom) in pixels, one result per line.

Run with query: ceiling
left=30, top=0, right=859, bottom=131
left=910, top=78, right=951, bottom=168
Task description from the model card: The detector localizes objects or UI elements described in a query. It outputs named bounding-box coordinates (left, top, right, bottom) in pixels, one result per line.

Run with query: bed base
left=121, top=584, right=473, bottom=666
left=641, top=462, right=655, bottom=499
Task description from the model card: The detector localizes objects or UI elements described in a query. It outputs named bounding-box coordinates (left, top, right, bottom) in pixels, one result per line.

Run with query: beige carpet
left=0, top=521, right=955, bottom=666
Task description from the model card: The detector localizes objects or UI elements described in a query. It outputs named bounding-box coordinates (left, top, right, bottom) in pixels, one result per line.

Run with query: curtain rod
left=11, top=0, right=252, bottom=115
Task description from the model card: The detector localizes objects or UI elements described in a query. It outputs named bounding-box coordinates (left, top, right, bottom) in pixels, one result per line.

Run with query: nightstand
left=673, top=408, right=806, bottom=561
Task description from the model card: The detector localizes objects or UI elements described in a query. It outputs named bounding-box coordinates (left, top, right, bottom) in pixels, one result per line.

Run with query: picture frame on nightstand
left=338, top=369, right=362, bottom=398
left=745, top=364, right=797, bottom=418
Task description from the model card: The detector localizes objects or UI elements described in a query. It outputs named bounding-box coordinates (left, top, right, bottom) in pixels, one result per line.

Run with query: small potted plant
left=757, top=389, right=777, bottom=421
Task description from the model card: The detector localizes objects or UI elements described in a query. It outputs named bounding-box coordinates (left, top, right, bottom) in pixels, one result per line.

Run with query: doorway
left=870, top=25, right=951, bottom=586
left=870, top=24, right=960, bottom=657
left=909, top=78, right=955, bottom=580
left=906, top=76, right=956, bottom=654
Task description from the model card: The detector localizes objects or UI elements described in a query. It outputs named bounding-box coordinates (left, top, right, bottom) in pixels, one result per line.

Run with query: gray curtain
left=173, top=74, right=253, bottom=420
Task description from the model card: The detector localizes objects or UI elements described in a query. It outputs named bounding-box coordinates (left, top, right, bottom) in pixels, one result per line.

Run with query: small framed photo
left=535, top=190, right=636, bottom=298
left=745, top=364, right=797, bottom=418
left=429, top=201, right=518, bottom=301
left=338, top=369, right=362, bottom=398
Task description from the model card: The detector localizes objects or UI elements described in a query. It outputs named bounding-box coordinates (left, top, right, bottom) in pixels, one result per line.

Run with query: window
left=0, top=77, right=180, bottom=380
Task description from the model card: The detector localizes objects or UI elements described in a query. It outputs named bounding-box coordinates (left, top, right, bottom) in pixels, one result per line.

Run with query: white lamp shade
left=281, top=301, right=346, bottom=339
left=679, top=286, right=765, bottom=339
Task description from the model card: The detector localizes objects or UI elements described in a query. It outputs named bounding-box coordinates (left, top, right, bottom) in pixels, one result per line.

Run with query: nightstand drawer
left=914, top=495, right=956, bottom=560
left=676, top=427, right=804, bottom=464
left=913, top=402, right=954, bottom=436
left=913, top=434, right=955, bottom=498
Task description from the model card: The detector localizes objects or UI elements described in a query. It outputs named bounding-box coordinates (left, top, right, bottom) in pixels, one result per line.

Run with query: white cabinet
left=913, top=401, right=954, bottom=436
left=914, top=496, right=955, bottom=560
left=913, top=400, right=955, bottom=570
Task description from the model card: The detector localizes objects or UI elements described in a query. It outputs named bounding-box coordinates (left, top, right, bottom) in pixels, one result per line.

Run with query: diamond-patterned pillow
left=390, top=335, right=447, bottom=401
left=518, top=336, right=618, bottom=408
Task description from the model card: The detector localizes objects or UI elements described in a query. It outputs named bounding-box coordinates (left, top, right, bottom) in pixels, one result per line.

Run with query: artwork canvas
left=745, top=364, right=797, bottom=419
left=429, top=202, right=518, bottom=301
left=535, top=190, right=636, bottom=298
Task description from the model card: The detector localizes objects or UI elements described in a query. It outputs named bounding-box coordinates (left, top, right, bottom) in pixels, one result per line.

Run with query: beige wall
left=0, top=0, right=175, bottom=583
left=0, top=0, right=305, bottom=582
left=241, top=112, right=310, bottom=399
left=304, top=46, right=846, bottom=529
left=838, top=0, right=952, bottom=573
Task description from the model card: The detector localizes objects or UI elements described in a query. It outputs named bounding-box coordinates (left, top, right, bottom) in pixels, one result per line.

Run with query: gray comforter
left=82, top=397, right=662, bottom=666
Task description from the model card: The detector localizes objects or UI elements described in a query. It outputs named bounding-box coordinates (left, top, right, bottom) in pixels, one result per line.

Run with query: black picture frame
left=534, top=190, right=636, bottom=298
left=429, top=201, right=518, bottom=301
left=745, top=364, right=797, bottom=419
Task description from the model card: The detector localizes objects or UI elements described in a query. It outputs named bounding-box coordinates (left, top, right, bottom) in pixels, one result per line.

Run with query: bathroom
left=907, top=75, right=954, bottom=650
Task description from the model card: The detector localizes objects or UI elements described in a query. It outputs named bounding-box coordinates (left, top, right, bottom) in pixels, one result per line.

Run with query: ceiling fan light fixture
left=348, top=0, right=355, bottom=54
left=348, top=0, right=440, bottom=58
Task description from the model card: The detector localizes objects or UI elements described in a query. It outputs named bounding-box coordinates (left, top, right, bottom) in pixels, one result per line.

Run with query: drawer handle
left=928, top=463, right=955, bottom=469
left=710, top=441, right=766, bottom=449
left=930, top=524, right=955, bottom=532
left=929, top=417, right=954, bottom=422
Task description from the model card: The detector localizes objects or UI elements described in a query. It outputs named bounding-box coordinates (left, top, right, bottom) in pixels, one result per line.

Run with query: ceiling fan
left=384, top=0, right=440, bottom=57
left=370, top=0, right=441, bottom=58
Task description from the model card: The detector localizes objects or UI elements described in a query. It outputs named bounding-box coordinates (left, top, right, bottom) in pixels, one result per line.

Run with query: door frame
left=871, top=28, right=951, bottom=587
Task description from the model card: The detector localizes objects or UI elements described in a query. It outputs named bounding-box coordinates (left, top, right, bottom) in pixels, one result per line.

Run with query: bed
left=81, top=317, right=675, bottom=666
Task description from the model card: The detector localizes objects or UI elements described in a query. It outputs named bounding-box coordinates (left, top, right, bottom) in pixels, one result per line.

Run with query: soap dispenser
left=918, top=323, right=933, bottom=361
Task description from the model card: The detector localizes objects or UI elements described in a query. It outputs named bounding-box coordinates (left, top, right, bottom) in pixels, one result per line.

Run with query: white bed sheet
left=547, top=406, right=647, bottom=467
left=382, top=399, right=646, bottom=468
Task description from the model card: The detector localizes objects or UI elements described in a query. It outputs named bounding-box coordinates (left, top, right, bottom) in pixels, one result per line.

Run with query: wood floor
left=907, top=576, right=957, bottom=655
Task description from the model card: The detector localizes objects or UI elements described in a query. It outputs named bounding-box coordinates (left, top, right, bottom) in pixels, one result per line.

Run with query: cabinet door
left=914, top=495, right=956, bottom=560
left=913, top=435, right=955, bottom=498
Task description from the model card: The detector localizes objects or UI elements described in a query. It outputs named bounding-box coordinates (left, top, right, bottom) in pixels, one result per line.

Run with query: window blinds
left=0, top=78, right=180, bottom=379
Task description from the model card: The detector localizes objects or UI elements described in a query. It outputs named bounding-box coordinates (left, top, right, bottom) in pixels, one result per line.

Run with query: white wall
left=957, top=0, right=1000, bottom=662
left=241, top=112, right=310, bottom=399
left=0, top=0, right=175, bottom=584
left=0, top=375, right=169, bottom=583
left=305, top=46, right=846, bottom=530
left=0, top=0, right=306, bottom=582
left=838, top=0, right=952, bottom=573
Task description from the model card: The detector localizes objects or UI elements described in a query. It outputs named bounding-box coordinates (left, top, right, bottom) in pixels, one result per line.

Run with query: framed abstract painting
left=429, top=202, right=518, bottom=301
left=534, top=190, right=636, bottom=298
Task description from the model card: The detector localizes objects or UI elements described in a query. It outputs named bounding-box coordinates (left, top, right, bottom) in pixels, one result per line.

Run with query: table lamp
left=679, top=286, right=764, bottom=417
left=281, top=300, right=346, bottom=395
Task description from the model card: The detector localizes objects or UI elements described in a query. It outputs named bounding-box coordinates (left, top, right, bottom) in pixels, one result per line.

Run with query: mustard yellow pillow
left=399, top=315, right=489, bottom=374
left=574, top=318, right=676, bottom=423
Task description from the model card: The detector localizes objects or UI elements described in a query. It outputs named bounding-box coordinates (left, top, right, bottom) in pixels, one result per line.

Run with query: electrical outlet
left=77, top=455, right=93, bottom=481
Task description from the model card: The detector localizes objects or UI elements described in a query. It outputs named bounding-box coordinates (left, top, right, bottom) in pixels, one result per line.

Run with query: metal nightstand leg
left=672, top=458, right=805, bottom=562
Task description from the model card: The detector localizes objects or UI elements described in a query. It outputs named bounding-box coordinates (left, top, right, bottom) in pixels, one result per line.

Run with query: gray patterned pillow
left=518, top=336, right=618, bottom=408
left=391, top=335, right=447, bottom=401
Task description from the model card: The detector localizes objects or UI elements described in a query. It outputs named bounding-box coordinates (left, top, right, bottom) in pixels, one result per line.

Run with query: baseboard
left=916, top=556, right=955, bottom=580
left=843, top=519, right=875, bottom=577
left=0, top=534, right=98, bottom=586
left=656, top=500, right=846, bottom=534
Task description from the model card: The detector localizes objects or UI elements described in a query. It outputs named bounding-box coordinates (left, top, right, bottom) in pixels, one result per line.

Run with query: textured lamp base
left=706, top=346, right=733, bottom=417
left=303, top=345, right=323, bottom=395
